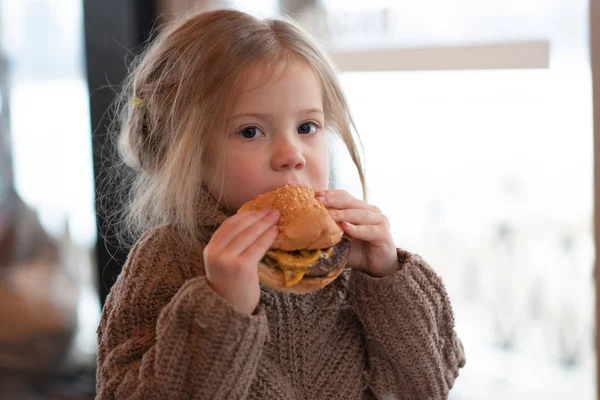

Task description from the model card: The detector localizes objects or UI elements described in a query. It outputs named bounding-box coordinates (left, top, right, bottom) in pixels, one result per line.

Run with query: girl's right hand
left=203, top=209, right=280, bottom=315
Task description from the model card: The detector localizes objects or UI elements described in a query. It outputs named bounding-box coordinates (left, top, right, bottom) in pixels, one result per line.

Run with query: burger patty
left=262, top=236, right=351, bottom=277
left=305, top=236, right=351, bottom=276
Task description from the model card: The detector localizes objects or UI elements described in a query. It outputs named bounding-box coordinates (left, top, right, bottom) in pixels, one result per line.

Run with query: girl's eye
left=298, top=122, right=318, bottom=135
left=239, top=126, right=264, bottom=139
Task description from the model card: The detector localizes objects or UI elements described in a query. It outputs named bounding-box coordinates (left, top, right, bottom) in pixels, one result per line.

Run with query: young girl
left=97, top=8, right=465, bottom=399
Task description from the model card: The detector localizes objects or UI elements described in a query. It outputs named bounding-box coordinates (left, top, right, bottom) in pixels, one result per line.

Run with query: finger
left=329, top=209, right=385, bottom=226
left=225, top=211, right=280, bottom=255
left=240, top=224, right=280, bottom=262
left=212, top=209, right=277, bottom=248
left=316, top=190, right=380, bottom=213
left=341, top=222, right=388, bottom=243
left=211, top=210, right=266, bottom=244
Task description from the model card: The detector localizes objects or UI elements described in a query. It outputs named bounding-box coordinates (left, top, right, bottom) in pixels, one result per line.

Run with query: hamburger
left=238, top=184, right=351, bottom=294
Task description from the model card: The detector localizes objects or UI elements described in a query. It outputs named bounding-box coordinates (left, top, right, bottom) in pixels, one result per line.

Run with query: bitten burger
left=238, top=185, right=351, bottom=293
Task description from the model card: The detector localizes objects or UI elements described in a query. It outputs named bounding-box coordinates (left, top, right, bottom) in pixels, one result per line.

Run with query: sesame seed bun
left=238, top=185, right=343, bottom=250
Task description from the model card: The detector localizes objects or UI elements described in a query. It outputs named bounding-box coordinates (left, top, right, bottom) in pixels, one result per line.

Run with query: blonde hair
left=109, top=8, right=366, bottom=246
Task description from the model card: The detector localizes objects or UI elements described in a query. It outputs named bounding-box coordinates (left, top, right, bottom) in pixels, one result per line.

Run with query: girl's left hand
left=316, top=190, right=399, bottom=277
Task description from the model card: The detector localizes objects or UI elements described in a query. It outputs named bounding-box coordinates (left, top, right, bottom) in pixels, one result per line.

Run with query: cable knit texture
left=96, top=225, right=465, bottom=399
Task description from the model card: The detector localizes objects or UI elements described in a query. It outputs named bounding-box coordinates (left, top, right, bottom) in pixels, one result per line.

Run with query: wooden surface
left=330, top=41, right=549, bottom=72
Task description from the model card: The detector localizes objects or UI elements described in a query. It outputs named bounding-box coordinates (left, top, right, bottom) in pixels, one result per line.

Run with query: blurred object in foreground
left=0, top=189, right=80, bottom=398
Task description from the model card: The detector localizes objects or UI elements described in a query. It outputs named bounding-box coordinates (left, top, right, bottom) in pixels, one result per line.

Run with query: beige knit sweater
left=96, top=225, right=465, bottom=399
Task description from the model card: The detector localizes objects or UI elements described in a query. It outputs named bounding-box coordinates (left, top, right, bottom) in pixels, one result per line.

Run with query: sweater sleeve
left=96, top=228, right=270, bottom=400
left=348, top=249, right=465, bottom=399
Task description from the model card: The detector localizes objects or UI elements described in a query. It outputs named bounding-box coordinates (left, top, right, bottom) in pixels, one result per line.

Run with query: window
left=1, top=0, right=100, bottom=373
left=322, top=1, right=594, bottom=399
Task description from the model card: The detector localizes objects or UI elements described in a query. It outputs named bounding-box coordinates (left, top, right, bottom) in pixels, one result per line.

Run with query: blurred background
left=0, top=0, right=596, bottom=398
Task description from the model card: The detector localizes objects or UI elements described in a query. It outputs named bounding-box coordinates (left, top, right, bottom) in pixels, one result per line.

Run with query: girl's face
left=206, top=61, right=329, bottom=211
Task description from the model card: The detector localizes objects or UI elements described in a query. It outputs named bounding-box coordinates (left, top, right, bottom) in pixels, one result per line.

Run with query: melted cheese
left=266, top=249, right=322, bottom=268
left=266, top=247, right=334, bottom=287
left=282, top=270, right=306, bottom=287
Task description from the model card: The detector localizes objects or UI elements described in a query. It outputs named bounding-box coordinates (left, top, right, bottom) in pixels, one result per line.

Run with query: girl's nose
left=270, top=137, right=306, bottom=171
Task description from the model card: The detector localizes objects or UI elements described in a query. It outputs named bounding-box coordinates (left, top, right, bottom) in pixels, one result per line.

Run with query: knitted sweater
left=96, top=225, right=465, bottom=399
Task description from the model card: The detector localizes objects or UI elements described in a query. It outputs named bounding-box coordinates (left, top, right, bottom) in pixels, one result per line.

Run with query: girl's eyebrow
left=300, top=108, right=324, bottom=115
left=230, top=108, right=324, bottom=120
